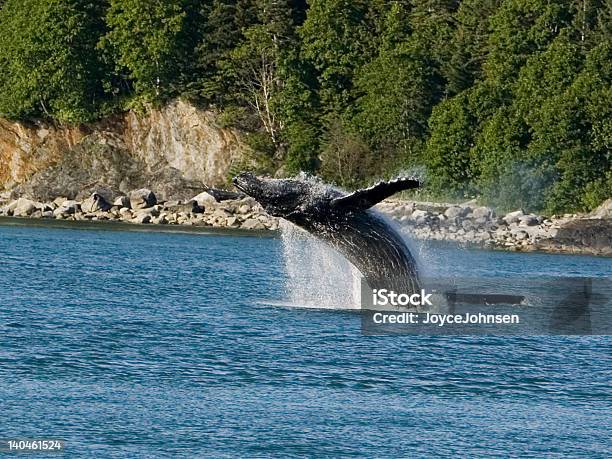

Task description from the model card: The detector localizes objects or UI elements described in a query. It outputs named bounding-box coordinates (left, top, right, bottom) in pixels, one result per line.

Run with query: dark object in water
left=233, top=172, right=421, bottom=294
left=204, top=187, right=245, bottom=202
left=446, top=292, right=525, bottom=305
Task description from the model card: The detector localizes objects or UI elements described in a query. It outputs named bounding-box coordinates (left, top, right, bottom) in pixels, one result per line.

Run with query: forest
left=0, top=0, right=610, bottom=213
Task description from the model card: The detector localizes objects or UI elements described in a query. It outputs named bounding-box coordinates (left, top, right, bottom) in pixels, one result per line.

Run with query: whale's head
left=232, top=172, right=324, bottom=219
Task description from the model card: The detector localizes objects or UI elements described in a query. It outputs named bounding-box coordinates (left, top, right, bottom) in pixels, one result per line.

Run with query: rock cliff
left=0, top=100, right=249, bottom=201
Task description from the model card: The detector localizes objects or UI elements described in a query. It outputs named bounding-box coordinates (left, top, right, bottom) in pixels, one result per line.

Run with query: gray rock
left=134, top=205, right=161, bottom=218
left=152, top=214, right=169, bottom=224
left=589, top=198, right=612, bottom=219
left=241, top=218, right=266, bottom=230
left=444, top=206, right=464, bottom=219
left=133, top=214, right=151, bottom=224
left=113, top=195, right=131, bottom=208
left=471, top=206, right=493, bottom=220
left=461, top=220, right=474, bottom=231
left=213, top=208, right=232, bottom=218
left=129, top=189, right=157, bottom=209
left=164, top=200, right=204, bottom=214
left=11, top=198, right=38, bottom=217
left=81, top=193, right=112, bottom=213
left=118, top=207, right=133, bottom=219
left=53, top=200, right=80, bottom=217
left=519, top=214, right=539, bottom=226
left=411, top=209, right=429, bottom=225
left=503, top=210, right=524, bottom=224
left=191, top=191, right=218, bottom=207
left=53, top=197, right=69, bottom=207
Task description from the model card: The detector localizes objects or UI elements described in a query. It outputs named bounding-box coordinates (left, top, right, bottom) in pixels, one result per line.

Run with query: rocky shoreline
left=0, top=189, right=278, bottom=232
left=376, top=199, right=612, bottom=256
left=1, top=190, right=610, bottom=256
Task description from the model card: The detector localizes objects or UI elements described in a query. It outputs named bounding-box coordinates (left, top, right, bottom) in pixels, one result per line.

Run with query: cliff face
left=0, top=100, right=249, bottom=201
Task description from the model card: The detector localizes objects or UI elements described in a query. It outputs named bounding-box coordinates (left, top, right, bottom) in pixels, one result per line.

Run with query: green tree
left=276, top=50, right=321, bottom=173
left=0, top=0, right=110, bottom=122
left=446, top=0, right=501, bottom=94
left=425, top=93, right=477, bottom=195
left=544, top=40, right=612, bottom=212
left=299, top=0, right=379, bottom=114
left=191, top=0, right=258, bottom=106
left=485, top=0, right=572, bottom=85
left=228, top=0, right=297, bottom=149
left=101, top=0, right=197, bottom=101
left=353, top=2, right=435, bottom=166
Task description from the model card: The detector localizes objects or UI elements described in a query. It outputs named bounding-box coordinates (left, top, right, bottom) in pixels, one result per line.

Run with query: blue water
left=0, top=221, right=610, bottom=458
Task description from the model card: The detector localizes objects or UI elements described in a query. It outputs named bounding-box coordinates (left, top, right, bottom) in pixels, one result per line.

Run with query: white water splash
left=280, top=220, right=362, bottom=309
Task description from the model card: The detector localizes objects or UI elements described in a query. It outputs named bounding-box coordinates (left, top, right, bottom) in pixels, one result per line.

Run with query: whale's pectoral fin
left=331, top=177, right=420, bottom=211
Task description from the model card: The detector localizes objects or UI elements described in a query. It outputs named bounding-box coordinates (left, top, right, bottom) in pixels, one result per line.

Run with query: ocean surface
left=0, top=219, right=610, bottom=458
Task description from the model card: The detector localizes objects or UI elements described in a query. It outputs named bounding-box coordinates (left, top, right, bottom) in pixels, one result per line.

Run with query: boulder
left=129, top=189, right=157, bottom=209
left=133, top=214, right=151, bottom=224
left=118, top=207, right=133, bottom=219
left=518, top=214, right=539, bottom=226
left=444, top=206, right=472, bottom=220
left=471, top=206, right=493, bottom=220
left=191, top=191, right=218, bottom=207
left=53, top=197, right=69, bottom=207
left=10, top=198, right=38, bottom=217
left=164, top=200, right=204, bottom=214
left=503, top=210, right=524, bottom=225
left=589, top=198, right=612, bottom=219
left=241, top=218, right=266, bottom=230
left=514, top=230, right=529, bottom=240
left=53, top=200, right=80, bottom=217
left=444, top=206, right=464, bottom=219
left=81, top=193, right=112, bottom=213
left=152, top=214, right=169, bottom=225
left=134, top=206, right=161, bottom=218
left=461, top=220, right=474, bottom=231
left=113, top=195, right=131, bottom=208
left=213, top=208, right=232, bottom=218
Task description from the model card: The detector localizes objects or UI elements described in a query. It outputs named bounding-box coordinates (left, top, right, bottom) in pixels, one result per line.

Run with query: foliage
left=0, top=0, right=110, bottom=123
left=100, top=0, right=198, bottom=101
left=0, top=0, right=609, bottom=212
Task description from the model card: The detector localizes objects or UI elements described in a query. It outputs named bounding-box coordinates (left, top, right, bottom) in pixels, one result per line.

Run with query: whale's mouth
left=232, top=178, right=245, bottom=193
left=232, top=174, right=253, bottom=194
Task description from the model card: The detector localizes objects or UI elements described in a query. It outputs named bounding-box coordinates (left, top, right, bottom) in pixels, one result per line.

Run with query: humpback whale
left=233, top=172, right=421, bottom=294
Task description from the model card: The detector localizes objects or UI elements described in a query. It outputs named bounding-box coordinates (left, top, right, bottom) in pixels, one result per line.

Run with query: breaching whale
left=233, top=172, right=421, bottom=294
left=233, top=172, right=526, bottom=309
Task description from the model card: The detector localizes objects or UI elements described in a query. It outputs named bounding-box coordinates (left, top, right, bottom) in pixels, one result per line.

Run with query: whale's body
left=233, top=173, right=421, bottom=294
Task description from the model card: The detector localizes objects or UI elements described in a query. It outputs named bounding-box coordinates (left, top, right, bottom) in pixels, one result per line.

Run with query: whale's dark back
left=299, top=210, right=421, bottom=294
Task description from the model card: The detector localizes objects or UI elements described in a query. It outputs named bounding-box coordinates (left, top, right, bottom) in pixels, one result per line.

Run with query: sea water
left=0, top=220, right=610, bottom=457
